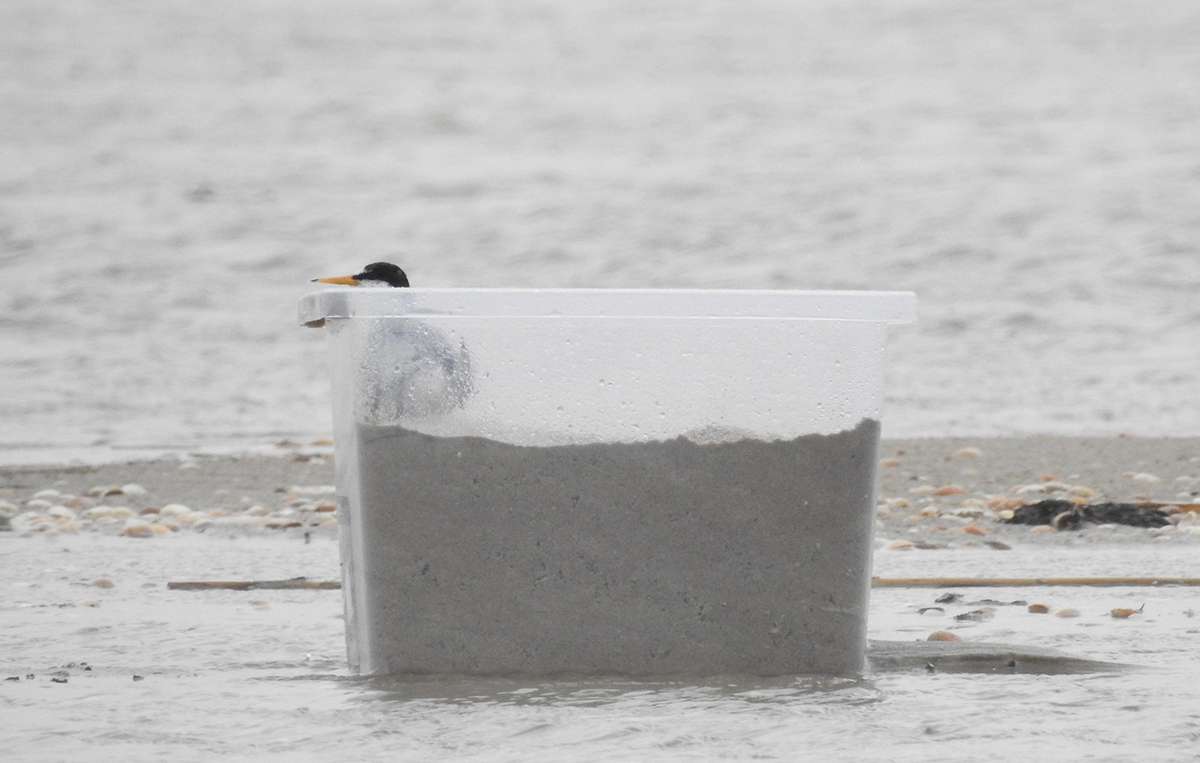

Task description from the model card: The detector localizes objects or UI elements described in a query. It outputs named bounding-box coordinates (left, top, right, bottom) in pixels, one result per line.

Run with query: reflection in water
left=358, top=673, right=882, bottom=707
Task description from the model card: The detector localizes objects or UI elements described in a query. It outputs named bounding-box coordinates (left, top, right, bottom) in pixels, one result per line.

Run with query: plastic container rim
left=300, top=288, right=917, bottom=326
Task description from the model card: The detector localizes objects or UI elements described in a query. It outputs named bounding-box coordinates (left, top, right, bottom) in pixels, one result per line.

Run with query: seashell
left=880, top=457, right=902, bottom=467
left=139, top=507, right=160, bottom=516
left=1027, top=603, right=1050, bottom=614
left=93, top=579, right=114, bottom=588
left=159, top=504, right=192, bottom=516
left=0, top=499, right=18, bottom=516
left=918, top=507, right=941, bottom=517
left=314, top=501, right=337, bottom=513
left=988, top=497, right=1027, bottom=511
left=1051, top=507, right=1086, bottom=531
left=927, top=631, right=962, bottom=641
left=87, top=485, right=122, bottom=497
left=885, top=539, right=914, bottom=550
left=955, top=608, right=995, bottom=622
left=910, top=485, right=936, bottom=495
left=47, top=505, right=76, bottom=520
left=984, top=540, right=1012, bottom=550
left=32, top=489, right=62, bottom=499
left=266, top=520, right=303, bottom=529
left=951, top=507, right=984, bottom=518
left=934, top=485, right=965, bottom=496
left=290, top=485, right=337, bottom=496
left=80, top=600, right=99, bottom=608
left=1131, top=473, right=1161, bottom=483
left=121, top=484, right=148, bottom=497
left=953, top=447, right=982, bottom=458
left=961, top=523, right=988, bottom=536
left=82, top=506, right=134, bottom=519
left=121, top=525, right=155, bottom=538
left=1030, top=525, right=1056, bottom=533
left=310, top=437, right=334, bottom=446
left=1110, top=606, right=1144, bottom=619
left=1054, top=608, right=1081, bottom=618
left=14, top=513, right=51, bottom=531
left=1015, top=482, right=1069, bottom=495
left=61, top=496, right=91, bottom=509
left=149, top=524, right=170, bottom=534
left=25, top=499, right=53, bottom=510
left=876, top=506, right=892, bottom=519
left=889, top=498, right=910, bottom=509
left=251, top=600, right=271, bottom=610
left=1068, top=486, right=1096, bottom=499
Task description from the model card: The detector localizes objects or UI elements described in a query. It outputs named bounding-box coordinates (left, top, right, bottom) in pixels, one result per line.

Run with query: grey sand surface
left=346, top=420, right=880, bottom=676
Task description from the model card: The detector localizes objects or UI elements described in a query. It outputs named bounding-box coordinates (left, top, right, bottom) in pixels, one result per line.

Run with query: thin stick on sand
left=167, top=579, right=341, bottom=590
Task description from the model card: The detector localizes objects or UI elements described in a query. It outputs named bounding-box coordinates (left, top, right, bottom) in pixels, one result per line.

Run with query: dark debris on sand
left=1004, top=499, right=1172, bottom=531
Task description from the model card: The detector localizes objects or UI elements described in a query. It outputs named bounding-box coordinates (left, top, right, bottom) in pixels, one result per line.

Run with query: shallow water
left=3, top=535, right=1199, bottom=761
left=2, top=0, right=1200, bottom=462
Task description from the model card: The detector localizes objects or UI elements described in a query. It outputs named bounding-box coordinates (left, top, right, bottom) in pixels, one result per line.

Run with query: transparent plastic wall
left=303, top=288, right=916, bottom=447
left=302, top=287, right=917, bottom=676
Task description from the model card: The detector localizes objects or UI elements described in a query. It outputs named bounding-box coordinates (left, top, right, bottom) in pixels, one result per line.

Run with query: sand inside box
left=347, top=418, right=880, bottom=676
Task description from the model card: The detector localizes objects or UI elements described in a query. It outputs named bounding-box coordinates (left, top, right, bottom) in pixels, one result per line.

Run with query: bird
left=313, top=262, right=410, bottom=288
left=310, top=261, right=474, bottom=419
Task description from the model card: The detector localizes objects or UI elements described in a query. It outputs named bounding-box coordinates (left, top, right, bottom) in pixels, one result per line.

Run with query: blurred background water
left=2, top=0, right=1199, bottom=462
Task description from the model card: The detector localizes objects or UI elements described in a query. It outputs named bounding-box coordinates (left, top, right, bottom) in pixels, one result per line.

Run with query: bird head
left=313, top=262, right=410, bottom=288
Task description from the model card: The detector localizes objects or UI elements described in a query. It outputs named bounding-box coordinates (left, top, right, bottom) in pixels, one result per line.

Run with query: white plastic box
left=300, top=288, right=916, bottom=676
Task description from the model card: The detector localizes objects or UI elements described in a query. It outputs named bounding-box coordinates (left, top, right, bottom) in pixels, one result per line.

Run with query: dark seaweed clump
left=1004, top=499, right=1171, bottom=531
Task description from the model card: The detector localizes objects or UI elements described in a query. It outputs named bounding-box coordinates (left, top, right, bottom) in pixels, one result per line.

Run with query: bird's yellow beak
left=313, top=275, right=361, bottom=285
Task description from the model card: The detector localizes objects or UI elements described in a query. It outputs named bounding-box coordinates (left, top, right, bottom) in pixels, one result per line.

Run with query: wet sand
left=5, top=437, right=1200, bottom=761
left=3, top=436, right=1197, bottom=546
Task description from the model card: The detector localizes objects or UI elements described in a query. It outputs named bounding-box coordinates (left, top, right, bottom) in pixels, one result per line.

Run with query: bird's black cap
left=314, top=262, right=410, bottom=288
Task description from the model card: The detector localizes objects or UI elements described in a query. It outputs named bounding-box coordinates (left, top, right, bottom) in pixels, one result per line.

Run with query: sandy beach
left=5, top=436, right=1200, bottom=763
left=3, top=436, right=1198, bottom=545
